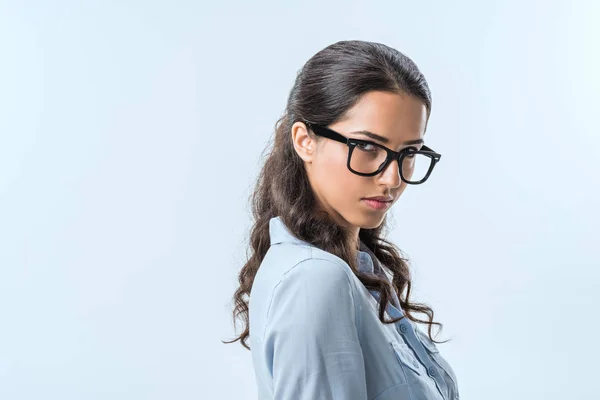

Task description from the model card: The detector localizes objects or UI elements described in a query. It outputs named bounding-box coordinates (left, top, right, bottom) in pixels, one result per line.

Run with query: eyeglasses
left=304, top=121, right=441, bottom=185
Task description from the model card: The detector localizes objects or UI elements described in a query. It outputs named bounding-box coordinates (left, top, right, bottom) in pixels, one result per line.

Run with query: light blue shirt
left=249, top=216, right=460, bottom=400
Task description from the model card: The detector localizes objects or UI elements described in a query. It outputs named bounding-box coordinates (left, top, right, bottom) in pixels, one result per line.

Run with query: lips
left=363, top=196, right=393, bottom=202
left=362, top=198, right=392, bottom=210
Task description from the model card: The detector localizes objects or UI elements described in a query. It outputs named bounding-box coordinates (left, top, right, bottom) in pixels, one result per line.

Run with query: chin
left=362, top=219, right=385, bottom=230
left=351, top=213, right=386, bottom=230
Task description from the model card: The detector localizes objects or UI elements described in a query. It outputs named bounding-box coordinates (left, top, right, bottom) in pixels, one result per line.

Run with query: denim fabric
left=249, top=216, right=460, bottom=400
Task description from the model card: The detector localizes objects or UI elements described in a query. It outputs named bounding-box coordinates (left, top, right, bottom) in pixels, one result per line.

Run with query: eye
left=403, top=147, right=419, bottom=158
left=356, top=142, right=378, bottom=152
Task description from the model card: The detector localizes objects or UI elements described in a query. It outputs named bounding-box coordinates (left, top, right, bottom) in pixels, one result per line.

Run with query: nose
left=377, top=157, right=402, bottom=188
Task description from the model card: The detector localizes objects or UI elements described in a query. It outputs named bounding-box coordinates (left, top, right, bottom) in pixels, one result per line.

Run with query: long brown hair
left=223, top=40, right=449, bottom=350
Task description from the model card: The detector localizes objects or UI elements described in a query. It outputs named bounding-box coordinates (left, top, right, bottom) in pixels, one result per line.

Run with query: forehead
left=338, top=91, right=427, bottom=140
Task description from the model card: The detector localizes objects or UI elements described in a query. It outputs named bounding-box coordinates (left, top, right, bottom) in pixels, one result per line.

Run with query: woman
left=224, top=40, right=460, bottom=400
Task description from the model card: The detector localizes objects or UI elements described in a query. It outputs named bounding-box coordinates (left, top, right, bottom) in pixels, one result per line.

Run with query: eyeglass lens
left=349, top=143, right=432, bottom=182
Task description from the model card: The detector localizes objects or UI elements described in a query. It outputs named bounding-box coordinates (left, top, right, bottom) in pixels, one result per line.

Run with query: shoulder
left=265, top=255, right=360, bottom=333
left=258, top=242, right=361, bottom=307
left=258, top=248, right=363, bottom=342
left=263, top=243, right=356, bottom=288
left=282, top=256, right=354, bottom=291
left=268, top=254, right=359, bottom=318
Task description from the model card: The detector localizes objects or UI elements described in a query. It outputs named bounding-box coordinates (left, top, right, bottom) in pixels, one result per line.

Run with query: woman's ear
left=291, top=121, right=317, bottom=163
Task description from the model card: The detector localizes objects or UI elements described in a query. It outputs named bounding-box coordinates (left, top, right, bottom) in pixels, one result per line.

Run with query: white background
left=1, top=1, right=598, bottom=399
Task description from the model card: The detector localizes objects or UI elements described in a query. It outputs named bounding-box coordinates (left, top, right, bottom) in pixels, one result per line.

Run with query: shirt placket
left=369, top=289, right=450, bottom=400
left=358, top=247, right=451, bottom=399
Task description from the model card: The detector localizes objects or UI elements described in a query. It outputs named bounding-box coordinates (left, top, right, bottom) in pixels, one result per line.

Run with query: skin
left=291, top=90, right=428, bottom=258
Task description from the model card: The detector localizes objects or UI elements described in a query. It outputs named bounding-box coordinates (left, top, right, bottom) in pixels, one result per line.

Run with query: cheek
left=319, top=151, right=364, bottom=200
left=314, top=148, right=355, bottom=190
left=320, top=149, right=347, bottom=173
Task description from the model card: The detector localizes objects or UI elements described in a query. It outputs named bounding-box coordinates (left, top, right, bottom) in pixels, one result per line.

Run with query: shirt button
left=399, top=324, right=407, bottom=333
left=427, top=366, right=436, bottom=377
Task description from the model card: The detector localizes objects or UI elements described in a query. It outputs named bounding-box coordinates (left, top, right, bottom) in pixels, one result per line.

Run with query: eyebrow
left=349, top=130, right=424, bottom=146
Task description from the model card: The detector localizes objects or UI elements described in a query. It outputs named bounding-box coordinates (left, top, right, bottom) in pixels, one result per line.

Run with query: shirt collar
left=269, top=216, right=377, bottom=275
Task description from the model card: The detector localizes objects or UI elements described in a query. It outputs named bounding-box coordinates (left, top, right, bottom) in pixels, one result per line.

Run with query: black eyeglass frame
left=304, top=121, right=442, bottom=184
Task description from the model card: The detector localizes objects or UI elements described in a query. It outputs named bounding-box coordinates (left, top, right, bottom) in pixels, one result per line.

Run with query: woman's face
left=291, top=90, right=427, bottom=238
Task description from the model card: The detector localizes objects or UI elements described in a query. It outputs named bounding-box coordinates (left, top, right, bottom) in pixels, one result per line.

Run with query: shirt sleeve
left=263, top=257, right=368, bottom=400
